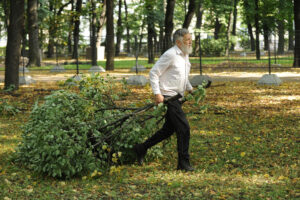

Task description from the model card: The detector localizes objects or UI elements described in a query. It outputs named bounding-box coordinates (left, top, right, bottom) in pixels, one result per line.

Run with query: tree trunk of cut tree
left=5, top=0, right=25, bottom=90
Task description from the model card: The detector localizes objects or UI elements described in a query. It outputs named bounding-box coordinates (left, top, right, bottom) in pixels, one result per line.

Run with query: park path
left=0, top=71, right=300, bottom=84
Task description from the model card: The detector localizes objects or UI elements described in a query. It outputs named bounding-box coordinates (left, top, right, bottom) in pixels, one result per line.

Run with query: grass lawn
left=0, top=76, right=299, bottom=199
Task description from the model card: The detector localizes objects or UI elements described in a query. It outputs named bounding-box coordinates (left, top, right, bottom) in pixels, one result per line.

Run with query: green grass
left=0, top=56, right=295, bottom=72
left=0, top=79, right=299, bottom=199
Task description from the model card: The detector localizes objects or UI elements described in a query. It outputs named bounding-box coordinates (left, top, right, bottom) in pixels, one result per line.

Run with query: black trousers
left=143, top=99, right=190, bottom=161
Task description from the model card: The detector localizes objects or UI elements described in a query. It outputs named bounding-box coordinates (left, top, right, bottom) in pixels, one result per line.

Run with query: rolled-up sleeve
left=186, top=81, right=193, bottom=91
left=149, top=52, right=172, bottom=95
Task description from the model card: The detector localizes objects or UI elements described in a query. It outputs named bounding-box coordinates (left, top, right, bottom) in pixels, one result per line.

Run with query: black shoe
left=133, top=144, right=147, bottom=165
left=177, top=159, right=194, bottom=171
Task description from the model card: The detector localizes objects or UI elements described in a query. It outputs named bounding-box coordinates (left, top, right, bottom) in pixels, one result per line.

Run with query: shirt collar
left=174, top=45, right=184, bottom=55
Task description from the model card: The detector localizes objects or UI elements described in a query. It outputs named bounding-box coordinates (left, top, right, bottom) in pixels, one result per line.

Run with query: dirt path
left=0, top=71, right=300, bottom=84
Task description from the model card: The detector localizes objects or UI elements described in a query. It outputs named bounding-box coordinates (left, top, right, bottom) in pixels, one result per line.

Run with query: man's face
left=177, top=33, right=192, bottom=55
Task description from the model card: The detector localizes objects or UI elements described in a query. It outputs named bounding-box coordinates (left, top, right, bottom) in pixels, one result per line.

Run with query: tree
left=287, top=1, right=294, bottom=51
left=27, top=0, right=41, bottom=67
left=162, top=0, right=175, bottom=53
left=96, top=0, right=106, bottom=47
left=124, top=0, right=130, bottom=54
left=106, top=0, right=114, bottom=70
left=241, top=0, right=256, bottom=51
left=90, top=0, right=98, bottom=66
left=254, top=0, right=260, bottom=60
left=260, top=0, right=276, bottom=51
left=72, top=0, right=82, bottom=59
left=182, top=0, right=196, bottom=28
left=230, top=0, right=239, bottom=50
left=115, top=0, right=123, bottom=56
left=194, top=0, right=204, bottom=55
left=68, top=0, right=74, bottom=55
left=277, top=0, right=287, bottom=55
left=4, top=0, right=25, bottom=90
left=294, top=0, right=300, bottom=67
left=145, top=0, right=155, bottom=63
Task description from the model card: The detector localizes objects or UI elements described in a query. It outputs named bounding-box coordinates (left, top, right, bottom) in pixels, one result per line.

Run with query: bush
left=201, top=37, right=237, bottom=56
left=16, top=91, right=98, bottom=178
left=16, top=74, right=206, bottom=178
left=16, top=74, right=166, bottom=178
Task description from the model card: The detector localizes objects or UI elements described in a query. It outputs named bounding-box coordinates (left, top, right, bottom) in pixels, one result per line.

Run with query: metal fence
left=0, top=31, right=298, bottom=72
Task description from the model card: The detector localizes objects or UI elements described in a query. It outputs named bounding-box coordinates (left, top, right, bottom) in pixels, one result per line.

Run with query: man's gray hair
left=173, top=28, right=190, bottom=44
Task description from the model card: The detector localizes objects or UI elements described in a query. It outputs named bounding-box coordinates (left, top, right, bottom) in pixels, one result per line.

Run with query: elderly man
left=134, top=28, right=194, bottom=171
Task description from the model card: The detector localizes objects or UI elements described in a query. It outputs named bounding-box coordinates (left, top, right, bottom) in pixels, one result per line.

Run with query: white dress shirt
left=149, top=45, right=193, bottom=97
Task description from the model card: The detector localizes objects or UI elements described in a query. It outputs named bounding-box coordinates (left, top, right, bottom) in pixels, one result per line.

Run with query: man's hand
left=155, top=94, right=164, bottom=105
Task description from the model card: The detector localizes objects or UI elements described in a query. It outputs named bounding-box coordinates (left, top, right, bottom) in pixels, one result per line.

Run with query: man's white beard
left=181, top=44, right=193, bottom=55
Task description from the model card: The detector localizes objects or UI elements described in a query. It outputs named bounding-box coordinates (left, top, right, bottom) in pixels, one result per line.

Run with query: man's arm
left=149, top=51, right=173, bottom=103
left=186, top=80, right=193, bottom=93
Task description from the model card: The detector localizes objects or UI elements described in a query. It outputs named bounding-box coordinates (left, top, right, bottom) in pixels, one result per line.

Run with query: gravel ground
left=0, top=70, right=300, bottom=84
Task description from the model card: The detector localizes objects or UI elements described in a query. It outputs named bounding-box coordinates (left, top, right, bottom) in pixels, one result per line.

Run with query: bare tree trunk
left=288, top=13, right=294, bottom=51
left=225, top=4, right=233, bottom=57
left=68, top=0, right=74, bottom=55
left=106, top=0, right=114, bottom=70
left=96, top=0, right=106, bottom=47
left=194, top=0, right=203, bottom=55
left=124, top=0, right=130, bottom=54
left=214, top=17, right=222, bottom=39
left=115, top=0, right=122, bottom=56
left=162, top=0, right=175, bottom=53
left=27, top=0, right=41, bottom=67
left=146, top=1, right=155, bottom=63
left=91, top=0, right=97, bottom=66
left=263, top=23, right=269, bottom=51
left=243, top=0, right=255, bottom=51
left=182, top=0, right=195, bottom=28
left=230, top=0, right=238, bottom=50
left=47, top=2, right=55, bottom=58
left=4, top=0, right=24, bottom=90
left=254, top=0, right=260, bottom=60
left=293, top=0, right=300, bottom=67
left=247, top=23, right=255, bottom=51
left=277, top=20, right=285, bottom=55
left=158, top=0, right=165, bottom=54
left=72, top=0, right=82, bottom=59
